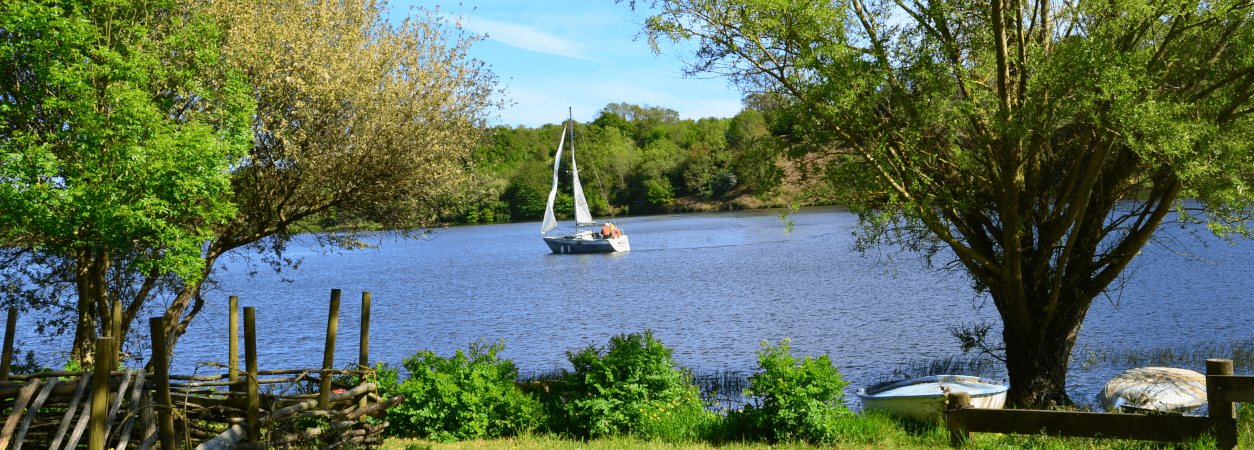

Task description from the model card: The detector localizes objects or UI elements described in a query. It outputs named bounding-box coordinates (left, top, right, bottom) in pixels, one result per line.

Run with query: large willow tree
left=627, top=0, right=1254, bottom=405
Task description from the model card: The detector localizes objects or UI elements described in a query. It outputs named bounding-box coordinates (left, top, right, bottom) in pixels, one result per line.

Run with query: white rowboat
left=857, top=375, right=1008, bottom=421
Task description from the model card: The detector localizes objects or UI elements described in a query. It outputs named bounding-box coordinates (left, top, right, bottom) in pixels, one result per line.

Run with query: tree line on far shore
left=447, top=100, right=803, bottom=226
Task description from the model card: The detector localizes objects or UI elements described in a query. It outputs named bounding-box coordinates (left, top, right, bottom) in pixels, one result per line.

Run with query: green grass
left=380, top=405, right=1253, bottom=450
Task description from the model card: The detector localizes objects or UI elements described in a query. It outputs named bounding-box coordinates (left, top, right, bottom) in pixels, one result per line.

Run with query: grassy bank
left=380, top=404, right=1254, bottom=450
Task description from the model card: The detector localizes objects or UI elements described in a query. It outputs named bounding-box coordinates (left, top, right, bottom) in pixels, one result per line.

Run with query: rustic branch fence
left=945, top=358, right=1251, bottom=449
left=0, top=289, right=403, bottom=450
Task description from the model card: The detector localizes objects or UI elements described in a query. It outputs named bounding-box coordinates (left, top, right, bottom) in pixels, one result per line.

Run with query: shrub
left=386, top=340, right=541, bottom=442
left=729, top=338, right=852, bottom=443
left=559, top=330, right=709, bottom=439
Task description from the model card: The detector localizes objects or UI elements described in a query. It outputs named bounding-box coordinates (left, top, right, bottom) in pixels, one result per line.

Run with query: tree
left=2, top=0, right=501, bottom=363
left=627, top=0, right=1254, bottom=406
left=1, top=0, right=254, bottom=363
left=153, top=0, right=502, bottom=356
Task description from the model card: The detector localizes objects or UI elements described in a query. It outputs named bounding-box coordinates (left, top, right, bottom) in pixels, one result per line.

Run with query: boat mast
left=569, top=107, right=578, bottom=234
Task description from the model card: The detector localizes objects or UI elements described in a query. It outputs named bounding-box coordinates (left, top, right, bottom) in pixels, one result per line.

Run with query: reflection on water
left=21, top=207, right=1254, bottom=408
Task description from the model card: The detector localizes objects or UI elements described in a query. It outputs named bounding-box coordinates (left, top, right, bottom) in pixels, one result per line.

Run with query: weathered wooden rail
left=0, top=289, right=403, bottom=450
left=945, top=358, right=1250, bottom=448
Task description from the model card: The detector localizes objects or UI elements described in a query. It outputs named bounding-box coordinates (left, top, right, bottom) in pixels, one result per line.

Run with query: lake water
left=23, top=206, right=1254, bottom=408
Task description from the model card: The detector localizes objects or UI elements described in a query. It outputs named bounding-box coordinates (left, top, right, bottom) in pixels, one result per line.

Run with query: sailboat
left=540, top=109, right=630, bottom=254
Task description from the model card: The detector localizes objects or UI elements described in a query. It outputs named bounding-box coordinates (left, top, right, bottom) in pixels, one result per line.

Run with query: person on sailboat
left=602, top=223, right=622, bottom=238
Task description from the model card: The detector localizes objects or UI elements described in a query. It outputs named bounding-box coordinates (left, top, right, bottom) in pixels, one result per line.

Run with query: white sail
left=571, top=142, right=595, bottom=227
left=540, top=125, right=567, bottom=234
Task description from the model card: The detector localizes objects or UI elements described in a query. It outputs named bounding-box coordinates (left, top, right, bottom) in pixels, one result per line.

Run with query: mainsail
left=571, top=140, right=595, bottom=227
left=539, top=125, right=567, bottom=234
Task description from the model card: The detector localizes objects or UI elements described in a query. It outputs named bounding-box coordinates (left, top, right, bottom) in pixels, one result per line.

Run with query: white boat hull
left=1097, top=367, right=1207, bottom=412
left=857, top=375, right=1008, bottom=422
left=544, top=232, right=630, bottom=254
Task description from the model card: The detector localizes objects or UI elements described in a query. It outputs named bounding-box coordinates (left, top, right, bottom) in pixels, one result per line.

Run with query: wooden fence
left=945, top=358, right=1251, bottom=448
left=0, top=289, right=404, bottom=450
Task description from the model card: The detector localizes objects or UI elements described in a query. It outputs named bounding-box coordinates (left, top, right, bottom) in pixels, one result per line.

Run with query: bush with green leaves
left=386, top=340, right=540, bottom=442
left=729, top=338, right=852, bottom=443
left=559, top=330, right=710, bottom=439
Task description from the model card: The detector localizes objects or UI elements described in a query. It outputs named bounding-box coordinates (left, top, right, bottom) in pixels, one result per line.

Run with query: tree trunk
left=71, top=249, right=111, bottom=366
left=1000, top=290, right=1093, bottom=408
left=158, top=253, right=219, bottom=363
left=1002, top=324, right=1074, bottom=407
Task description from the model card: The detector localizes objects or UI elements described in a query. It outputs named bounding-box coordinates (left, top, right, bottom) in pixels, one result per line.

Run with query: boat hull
left=857, top=375, right=1007, bottom=422
left=544, top=233, right=630, bottom=254
left=1096, top=367, right=1206, bottom=412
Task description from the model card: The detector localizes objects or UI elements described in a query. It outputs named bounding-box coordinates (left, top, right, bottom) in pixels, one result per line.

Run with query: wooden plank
left=90, top=338, right=113, bottom=450
left=1, top=308, right=17, bottom=382
left=102, top=370, right=135, bottom=438
left=13, top=375, right=58, bottom=450
left=229, top=296, right=240, bottom=393
left=138, top=388, right=156, bottom=450
left=320, top=289, right=341, bottom=410
left=0, top=379, right=40, bottom=449
left=116, top=369, right=148, bottom=450
left=63, top=400, right=93, bottom=450
left=150, top=317, right=176, bottom=450
left=49, top=373, right=92, bottom=450
left=135, top=428, right=160, bottom=450
left=0, top=378, right=126, bottom=399
left=947, top=408, right=1234, bottom=443
left=1208, top=375, right=1254, bottom=403
left=245, top=307, right=260, bottom=443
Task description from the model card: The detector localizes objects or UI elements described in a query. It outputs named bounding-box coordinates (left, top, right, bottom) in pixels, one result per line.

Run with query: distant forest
left=454, top=100, right=821, bottom=224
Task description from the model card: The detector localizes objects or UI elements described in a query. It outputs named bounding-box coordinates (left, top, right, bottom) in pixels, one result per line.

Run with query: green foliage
left=452, top=101, right=795, bottom=222
left=387, top=340, right=541, bottom=442
left=728, top=339, right=852, bottom=444
left=645, top=178, right=676, bottom=207
left=0, top=0, right=253, bottom=277
left=630, top=0, right=1254, bottom=405
left=502, top=160, right=555, bottom=220
left=559, top=330, right=707, bottom=439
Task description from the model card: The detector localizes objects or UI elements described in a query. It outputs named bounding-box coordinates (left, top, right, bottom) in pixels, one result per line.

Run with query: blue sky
left=389, top=1, right=746, bottom=128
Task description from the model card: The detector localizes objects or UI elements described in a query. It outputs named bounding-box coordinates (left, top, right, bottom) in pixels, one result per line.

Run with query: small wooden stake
left=111, top=301, right=122, bottom=369
left=90, top=337, right=113, bottom=450
left=358, top=291, right=371, bottom=413
left=1, top=307, right=16, bottom=382
left=245, top=307, right=259, bottom=443
left=359, top=292, right=371, bottom=373
left=229, top=296, right=240, bottom=392
left=149, top=317, right=175, bottom=450
left=320, top=289, right=341, bottom=410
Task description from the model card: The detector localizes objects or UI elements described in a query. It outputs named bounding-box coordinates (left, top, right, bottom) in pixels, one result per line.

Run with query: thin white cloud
left=462, top=16, right=594, bottom=61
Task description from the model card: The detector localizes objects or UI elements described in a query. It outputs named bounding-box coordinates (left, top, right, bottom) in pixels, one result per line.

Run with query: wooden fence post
left=111, top=300, right=122, bottom=370
left=149, top=317, right=176, bottom=450
left=90, top=337, right=113, bottom=450
left=229, top=296, right=240, bottom=393
left=245, top=306, right=260, bottom=444
left=320, top=289, right=340, bottom=410
left=358, top=291, right=371, bottom=413
left=1, top=307, right=16, bottom=382
left=945, top=391, right=972, bottom=447
left=1207, top=358, right=1238, bottom=449
left=359, top=292, right=370, bottom=373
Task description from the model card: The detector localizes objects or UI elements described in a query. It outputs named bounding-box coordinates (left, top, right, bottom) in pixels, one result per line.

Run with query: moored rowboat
left=857, top=375, right=1008, bottom=421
